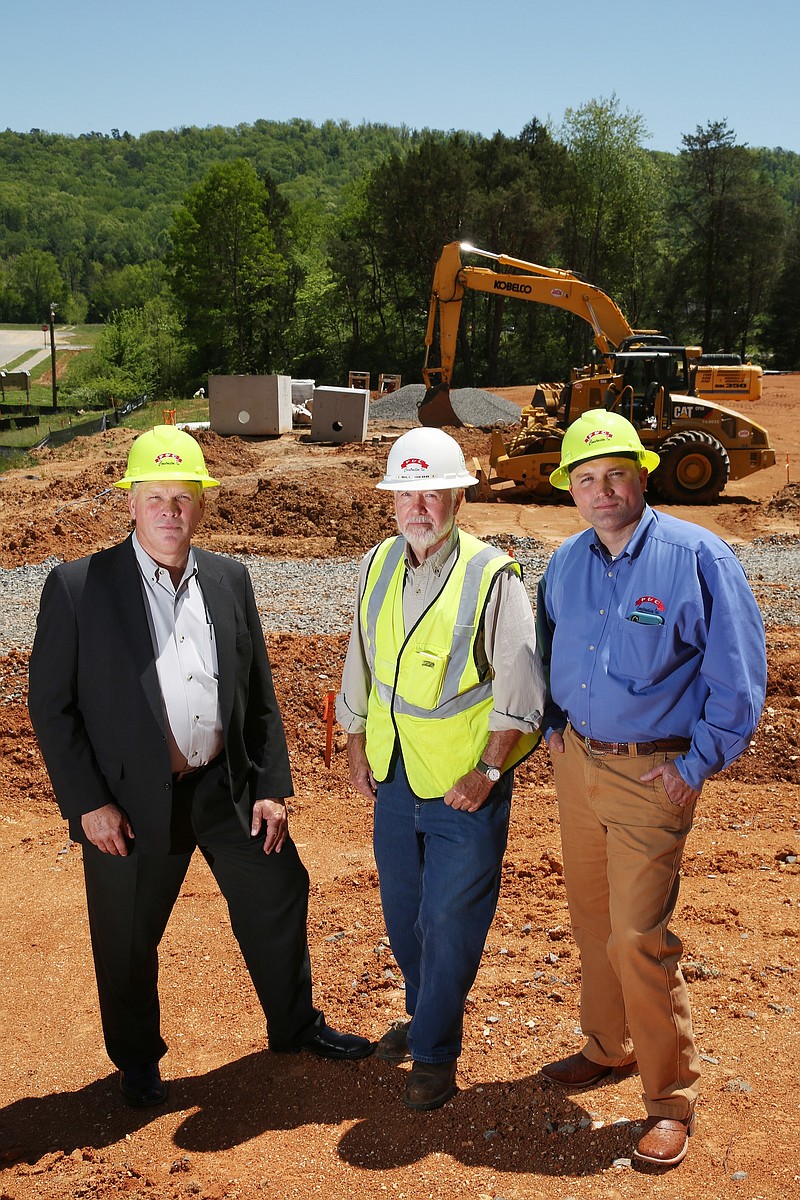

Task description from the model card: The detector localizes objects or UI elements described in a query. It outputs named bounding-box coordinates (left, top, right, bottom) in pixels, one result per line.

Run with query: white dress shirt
left=133, top=533, right=224, bottom=774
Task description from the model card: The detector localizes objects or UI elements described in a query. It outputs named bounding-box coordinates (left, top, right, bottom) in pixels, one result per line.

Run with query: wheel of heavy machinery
left=650, top=431, right=730, bottom=504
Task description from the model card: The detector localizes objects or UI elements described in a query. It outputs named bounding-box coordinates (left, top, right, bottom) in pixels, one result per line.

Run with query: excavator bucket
left=417, top=382, right=464, bottom=428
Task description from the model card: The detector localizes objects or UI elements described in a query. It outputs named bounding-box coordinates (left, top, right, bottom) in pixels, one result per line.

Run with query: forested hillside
left=0, top=119, right=411, bottom=321
left=2, top=103, right=799, bottom=402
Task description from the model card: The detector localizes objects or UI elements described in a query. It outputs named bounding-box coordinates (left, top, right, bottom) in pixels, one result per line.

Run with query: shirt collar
left=132, top=531, right=197, bottom=590
left=590, top=504, right=655, bottom=563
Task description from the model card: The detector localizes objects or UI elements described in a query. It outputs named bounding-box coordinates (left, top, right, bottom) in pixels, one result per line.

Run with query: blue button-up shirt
left=536, top=506, right=766, bottom=791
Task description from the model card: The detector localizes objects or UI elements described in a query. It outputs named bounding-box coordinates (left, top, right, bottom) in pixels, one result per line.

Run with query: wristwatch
left=476, top=758, right=501, bottom=783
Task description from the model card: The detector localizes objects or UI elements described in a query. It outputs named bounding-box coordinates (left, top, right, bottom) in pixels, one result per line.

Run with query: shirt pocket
left=609, top=618, right=667, bottom=682
left=397, top=646, right=450, bottom=710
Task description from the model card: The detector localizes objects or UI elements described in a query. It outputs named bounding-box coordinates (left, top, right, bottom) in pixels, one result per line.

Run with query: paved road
left=0, top=328, right=88, bottom=374
left=0, top=328, right=54, bottom=370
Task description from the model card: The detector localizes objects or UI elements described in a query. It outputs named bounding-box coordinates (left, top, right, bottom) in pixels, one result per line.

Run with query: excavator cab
left=606, top=348, right=691, bottom=431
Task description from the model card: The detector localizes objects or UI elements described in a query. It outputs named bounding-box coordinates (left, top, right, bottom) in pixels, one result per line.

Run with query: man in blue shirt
left=535, top=410, right=766, bottom=1169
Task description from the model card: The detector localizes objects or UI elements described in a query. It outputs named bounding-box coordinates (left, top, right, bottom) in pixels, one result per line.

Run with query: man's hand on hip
left=640, top=759, right=699, bottom=808
left=251, top=799, right=288, bottom=854
left=547, top=730, right=566, bottom=756
left=81, top=803, right=134, bottom=855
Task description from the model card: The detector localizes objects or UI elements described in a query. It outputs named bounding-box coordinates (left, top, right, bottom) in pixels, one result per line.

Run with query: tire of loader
left=651, top=431, right=730, bottom=504
left=417, top=383, right=464, bottom=428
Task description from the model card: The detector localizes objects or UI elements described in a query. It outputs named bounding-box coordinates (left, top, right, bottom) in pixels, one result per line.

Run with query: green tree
left=93, top=261, right=169, bottom=318
left=466, top=129, right=564, bottom=383
left=63, top=297, right=191, bottom=405
left=168, top=159, right=288, bottom=374
left=557, top=95, right=662, bottom=324
left=762, top=211, right=800, bottom=368
left=663, top=120, right=785, bottom=352
left=9, top=248, right=64, bottom=321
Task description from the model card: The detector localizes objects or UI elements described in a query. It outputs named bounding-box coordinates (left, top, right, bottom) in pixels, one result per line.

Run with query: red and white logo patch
left=154, top=452, right=183, bottom=466
left=636, top=595, right=665, bottom=612
left=401, top=457, right=429, bottom=470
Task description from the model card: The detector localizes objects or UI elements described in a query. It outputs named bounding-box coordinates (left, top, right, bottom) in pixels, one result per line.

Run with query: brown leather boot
left=541, top=1051, right=638, bottom=1090
left=403, top=1060, right=457, bottom=1110
left=634, top=1112, right=696, bottom=1167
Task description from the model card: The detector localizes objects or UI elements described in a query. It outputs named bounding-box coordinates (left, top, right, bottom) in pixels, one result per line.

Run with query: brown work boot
left=634, top=1112, right=696, bottom=1168
left=541, top=1051, right=638, bottom=1090
left=376, top=1020, right=411, bottom=1063
left=403, top=1060, right=457, bottom=1110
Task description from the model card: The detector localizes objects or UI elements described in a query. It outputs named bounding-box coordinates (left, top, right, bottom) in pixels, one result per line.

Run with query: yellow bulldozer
left=420, top=242, right=773, bottom=503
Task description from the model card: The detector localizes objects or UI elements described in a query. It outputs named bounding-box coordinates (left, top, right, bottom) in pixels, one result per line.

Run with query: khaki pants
left=552, top=725, right=701, bottom=1119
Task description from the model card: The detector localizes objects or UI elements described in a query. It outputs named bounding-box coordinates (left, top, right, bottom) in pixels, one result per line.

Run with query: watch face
left=487, top=768, right=501, bottom=781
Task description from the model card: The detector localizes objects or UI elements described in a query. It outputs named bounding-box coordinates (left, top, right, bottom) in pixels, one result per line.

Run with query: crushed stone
left=370, top=384, right=522, bottom=426
left=3, top=536, right=798, bottom=653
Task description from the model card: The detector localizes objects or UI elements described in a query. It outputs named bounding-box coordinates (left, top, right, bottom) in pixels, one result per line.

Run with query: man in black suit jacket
left=28, top=426, right=372, bottom=1107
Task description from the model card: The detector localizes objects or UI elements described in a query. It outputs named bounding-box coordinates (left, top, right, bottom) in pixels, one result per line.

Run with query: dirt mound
left=203, top=477, right=396, bottom=556
left=191, top=428, right=264, bottom=477
left=766, top=481, right=800, bottom=512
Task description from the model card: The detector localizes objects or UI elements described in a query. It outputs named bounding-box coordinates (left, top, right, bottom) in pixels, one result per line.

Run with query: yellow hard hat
left=549, top=409, right=660, bottom=490
left=114, top=425, right=220, bottom=490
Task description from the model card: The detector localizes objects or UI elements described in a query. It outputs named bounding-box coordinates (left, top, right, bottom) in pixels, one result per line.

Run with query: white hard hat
left=376, top=428, right=479, bottom=491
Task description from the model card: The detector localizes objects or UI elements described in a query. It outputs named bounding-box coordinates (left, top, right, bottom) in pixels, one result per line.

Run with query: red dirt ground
left=0, top=376, right=798, bottom=1200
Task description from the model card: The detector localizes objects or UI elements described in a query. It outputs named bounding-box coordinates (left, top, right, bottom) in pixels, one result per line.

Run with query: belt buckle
left=584, top=736, right=607, bottom=757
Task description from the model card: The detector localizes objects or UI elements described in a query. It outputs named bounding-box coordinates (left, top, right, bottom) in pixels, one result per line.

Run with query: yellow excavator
left=420, top=242, right=773, bottom=503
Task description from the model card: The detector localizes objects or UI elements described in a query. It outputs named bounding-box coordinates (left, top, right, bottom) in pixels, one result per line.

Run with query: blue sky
left=6, top=0, right=799, bottom=153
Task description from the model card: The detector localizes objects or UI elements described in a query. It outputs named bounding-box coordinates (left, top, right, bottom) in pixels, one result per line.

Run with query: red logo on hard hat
left=154, top=452, right=183, bottom=465
left=584, top=430, right=613, bottom=446
left=401, top=457, right=429, bottom=470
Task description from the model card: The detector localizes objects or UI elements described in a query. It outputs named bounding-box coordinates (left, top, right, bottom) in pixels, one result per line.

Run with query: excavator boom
left=419, top=241, right=658, bottom=424
left=422, top=241, right=644, bottom=390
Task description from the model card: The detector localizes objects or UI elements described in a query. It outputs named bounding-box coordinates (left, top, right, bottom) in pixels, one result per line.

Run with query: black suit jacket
left=28, top=537, right=293, bottom=854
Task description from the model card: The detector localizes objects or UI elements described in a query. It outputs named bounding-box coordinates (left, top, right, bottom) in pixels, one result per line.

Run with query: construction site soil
left=1, top=377, right=798, bottom=1200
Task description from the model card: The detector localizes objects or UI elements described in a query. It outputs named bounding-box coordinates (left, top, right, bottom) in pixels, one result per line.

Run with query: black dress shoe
left=302, top=1025, right=374, bottom=1061
left=118, top=1062, right=168, bottom=1108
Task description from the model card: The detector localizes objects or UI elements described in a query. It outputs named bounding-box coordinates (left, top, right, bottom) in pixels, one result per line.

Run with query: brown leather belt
left=584, top=737, right=691, bottom=757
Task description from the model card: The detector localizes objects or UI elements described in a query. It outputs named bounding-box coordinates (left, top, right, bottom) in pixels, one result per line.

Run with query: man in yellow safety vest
left=337, top=427, right=545, bottom=1110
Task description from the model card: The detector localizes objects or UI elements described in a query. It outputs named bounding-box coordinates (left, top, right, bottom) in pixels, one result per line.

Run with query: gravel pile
left=371, top=384, right=521, bottom=426
left=733, top=535, right=800, bottom=627
left=4, top=535, right=799, bottom=653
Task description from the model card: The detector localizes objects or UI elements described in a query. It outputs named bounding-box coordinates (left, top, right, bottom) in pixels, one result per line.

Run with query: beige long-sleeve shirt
left=335, top=526, right=545, bottom=737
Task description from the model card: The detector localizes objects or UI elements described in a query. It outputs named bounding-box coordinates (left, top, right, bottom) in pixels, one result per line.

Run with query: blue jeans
left=373, top=754, right=512, bottom=1063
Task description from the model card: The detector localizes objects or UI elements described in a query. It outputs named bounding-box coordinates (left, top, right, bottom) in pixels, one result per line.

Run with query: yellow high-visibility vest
left=360, top=530, right=539, bottom=797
